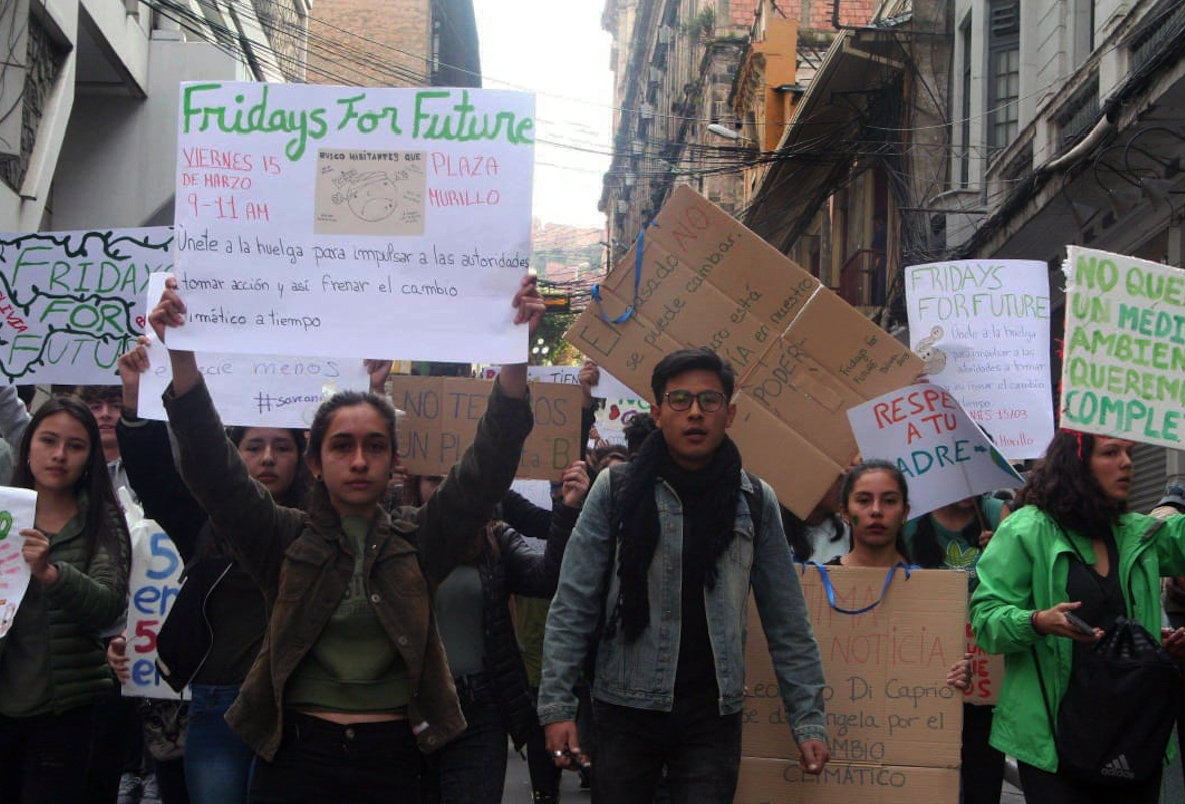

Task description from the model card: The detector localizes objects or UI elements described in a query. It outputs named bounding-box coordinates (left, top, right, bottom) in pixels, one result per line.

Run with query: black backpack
left=1034, top=616, right=1181, bottom=786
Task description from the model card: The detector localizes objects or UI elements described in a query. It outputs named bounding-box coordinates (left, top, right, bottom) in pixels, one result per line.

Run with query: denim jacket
left=538, top=469, right=828, bottom=747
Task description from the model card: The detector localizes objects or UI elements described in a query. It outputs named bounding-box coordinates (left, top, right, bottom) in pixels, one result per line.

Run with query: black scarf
left=614, top=430, right=743, bottom=642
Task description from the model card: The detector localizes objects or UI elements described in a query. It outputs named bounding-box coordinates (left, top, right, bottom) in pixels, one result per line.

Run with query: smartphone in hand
left=1064, top=612, right=1096, bottom=636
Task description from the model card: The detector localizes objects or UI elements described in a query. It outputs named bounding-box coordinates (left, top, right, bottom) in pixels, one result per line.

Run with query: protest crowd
left=0, top=261, right=1182, bottom=804
left=2, top=70, right=1185, bottom=804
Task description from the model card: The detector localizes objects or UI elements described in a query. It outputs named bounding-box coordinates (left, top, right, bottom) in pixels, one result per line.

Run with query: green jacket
left=0, top=493, right=130, bottom=716
left=969, top=504, right=1185, bottom=772
left=165, top=378, right=533, bottom=760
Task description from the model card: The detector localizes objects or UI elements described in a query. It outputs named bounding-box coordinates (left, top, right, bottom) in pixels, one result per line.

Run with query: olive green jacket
left=0, top=492, right=130, bottom=716
left=165, top=378, right=533, bottom=759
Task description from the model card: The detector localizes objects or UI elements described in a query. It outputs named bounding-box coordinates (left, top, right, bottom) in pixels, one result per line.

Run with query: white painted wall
left=52, top=37, right=248, bottom=229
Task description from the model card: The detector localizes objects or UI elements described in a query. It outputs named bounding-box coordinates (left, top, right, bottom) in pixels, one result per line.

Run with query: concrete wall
left=52, top=37, right=248, bottom=229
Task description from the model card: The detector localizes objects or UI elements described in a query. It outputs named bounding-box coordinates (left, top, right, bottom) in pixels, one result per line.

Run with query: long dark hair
left=227, top=426, right=308, bottom=508
left=14, top=396, right=127, bottom=564
left=841, top=459, right=912, bottom=560
left=305, top=391, right=397, bottom=519
left=781, top=505, right=847, bottom=562
left=1014, top=429, right=1122, bottom=536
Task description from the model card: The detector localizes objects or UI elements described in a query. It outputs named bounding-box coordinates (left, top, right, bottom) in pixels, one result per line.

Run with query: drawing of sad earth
left=347, top=172, right=399, bottom=222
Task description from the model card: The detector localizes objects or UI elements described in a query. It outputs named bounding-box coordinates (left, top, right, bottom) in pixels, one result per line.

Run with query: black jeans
left=421, top=673, right=507, bottom=804
left=249, top=711, right=421, bottom=803
left=591, top=696, right=742, bottom=804
left=525, top=686, right=562, bottom=800
left=1018, top=761, right=1162, bottom=804
left=961, top=704, right=1004, bottom=804
left=0, top=704, right=96, bottom=803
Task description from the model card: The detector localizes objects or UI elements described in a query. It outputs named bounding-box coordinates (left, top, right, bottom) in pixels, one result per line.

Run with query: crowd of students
left=1, top=274, right=1185, bottom=803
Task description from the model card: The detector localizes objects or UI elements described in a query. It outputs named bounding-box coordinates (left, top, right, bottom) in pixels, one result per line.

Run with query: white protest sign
left=142, top=273, right=370, bottom=426
left=0, top=229, right=172, bottom=383
left=1061, top=247, right=1185, bottom=448
left=138, top=337, right=369, bottom=427
left=905, top=260, right=1052, bottom=460
left=170, top=82, right=534, bottom=364
left=594, top=397, right=651, bottom=445
left=511, top=479, right=554, bottom=511
left=847, top=383, right=1023, bottom=518
left=124, top=514, right=186, bottom=698
left=0, top=488, right=36, bottom=638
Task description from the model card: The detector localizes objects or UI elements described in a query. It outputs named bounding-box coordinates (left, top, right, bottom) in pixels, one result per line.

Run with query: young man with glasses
left=537, top=347, right=829, bottom=802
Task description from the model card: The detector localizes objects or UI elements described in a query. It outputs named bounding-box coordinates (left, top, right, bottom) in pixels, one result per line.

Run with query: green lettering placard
left=1061, top=246, right=1185, bottom=447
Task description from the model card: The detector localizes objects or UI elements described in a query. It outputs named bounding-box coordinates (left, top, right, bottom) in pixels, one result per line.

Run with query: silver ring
left=553, top=750, right=564, bottom=757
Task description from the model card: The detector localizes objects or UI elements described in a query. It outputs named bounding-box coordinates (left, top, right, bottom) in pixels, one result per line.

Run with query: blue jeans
left=421, top=673, right=507, bottom=804
left=185, top=685, right=253, bottom=804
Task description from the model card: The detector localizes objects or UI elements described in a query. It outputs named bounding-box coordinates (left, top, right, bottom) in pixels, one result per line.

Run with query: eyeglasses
left=663, top=390, right=727, bottom=412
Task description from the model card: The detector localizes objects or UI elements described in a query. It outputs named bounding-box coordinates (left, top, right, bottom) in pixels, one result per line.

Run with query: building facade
left=944, top=0, right=1185, bottom=509
left=0, top=0, right=310, bottom=232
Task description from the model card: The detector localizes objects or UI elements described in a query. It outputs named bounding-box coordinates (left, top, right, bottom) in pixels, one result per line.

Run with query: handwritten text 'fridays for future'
left=182, top=85, right=534, bottom=161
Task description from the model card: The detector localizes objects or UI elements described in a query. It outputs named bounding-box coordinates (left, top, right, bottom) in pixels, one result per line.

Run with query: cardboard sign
left=736, top=758, right=958, bottom=804
left=169, top=82, right=534, bottom=364
left=388, top=376, right=581, bottom=480
left=964, top=622, right=1003, bottom=706
left=1061, top=246, right=1185, bottom=447
left=565, top=187, right=921, bottom=518
left=0, top=229, right=172, bottom=383
left=741, top=566, right=965, bottom=784
left=0, top=488, right=36, bottom=638
left=904, top=259, right=1053, bottom=459
left=846, top=383, right=1023, bottom=518
left=137, top=336, right=369, bottom=427
left=124, top=524, right=186, bottom=699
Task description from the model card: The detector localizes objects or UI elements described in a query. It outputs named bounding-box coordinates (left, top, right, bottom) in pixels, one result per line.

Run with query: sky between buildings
left=474, top=1, right=613, bottom=228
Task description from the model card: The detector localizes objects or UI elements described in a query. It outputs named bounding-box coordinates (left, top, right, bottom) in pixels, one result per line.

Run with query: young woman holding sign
left=826, top=460, right=973, bottom=694
left=0, top=396, right=131, bottom=802
left=971, top=431, right=1185, bottom=803
left=150, top=274, right=543, bottom=803
left=116, top=335, right=361, bottom=804
left=826, top=460, right=914, bottom=568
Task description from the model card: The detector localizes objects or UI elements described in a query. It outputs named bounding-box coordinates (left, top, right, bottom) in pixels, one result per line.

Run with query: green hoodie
left=969, top=505, right=1185, bottom=772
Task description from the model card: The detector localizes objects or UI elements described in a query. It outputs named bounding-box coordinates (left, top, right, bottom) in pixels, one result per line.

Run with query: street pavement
left=500, top=742, right=1185, bottom=802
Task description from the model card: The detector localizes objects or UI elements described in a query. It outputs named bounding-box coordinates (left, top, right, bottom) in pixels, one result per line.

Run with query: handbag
left=1033, top=616, right=1181, bottom=785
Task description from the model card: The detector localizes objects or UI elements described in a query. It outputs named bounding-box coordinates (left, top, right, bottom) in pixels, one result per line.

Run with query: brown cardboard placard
left=735, top=757, right=960, bottom=804
left=964, top=622, right=1004, bottom=706
left=566, top=187, right=921, bottom=517
left=742, top=567, right=965, bottom=768
left=388, top=376, right=582, bottom=481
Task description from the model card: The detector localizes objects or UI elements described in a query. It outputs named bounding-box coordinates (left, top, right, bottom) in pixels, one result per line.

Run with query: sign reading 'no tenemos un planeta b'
left=169, top=83, right=535, bottom=363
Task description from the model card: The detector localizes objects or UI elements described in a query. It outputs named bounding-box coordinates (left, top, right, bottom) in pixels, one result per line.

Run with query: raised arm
left=150, top=278, right=302, bottom=594
left=503, top=461, right=590, bottom=597
left=415, top=275, right=543, bottom=583
left=115, top=341, right=206, bottom=562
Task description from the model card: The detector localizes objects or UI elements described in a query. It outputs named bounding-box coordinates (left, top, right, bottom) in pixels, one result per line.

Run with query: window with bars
left=987, top=0, right=1020, bottom=151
